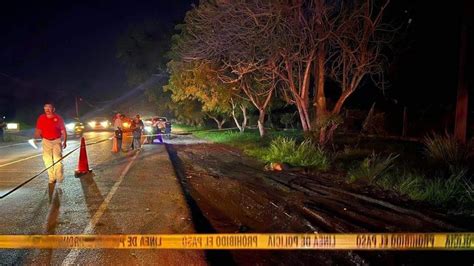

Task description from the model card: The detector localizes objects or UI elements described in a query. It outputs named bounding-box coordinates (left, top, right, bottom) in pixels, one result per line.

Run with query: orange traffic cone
left=75, top=137, right=92, bottom=177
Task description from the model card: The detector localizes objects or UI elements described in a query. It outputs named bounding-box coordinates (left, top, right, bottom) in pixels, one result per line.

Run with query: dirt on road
left=167, top=142, right=474, bottom=265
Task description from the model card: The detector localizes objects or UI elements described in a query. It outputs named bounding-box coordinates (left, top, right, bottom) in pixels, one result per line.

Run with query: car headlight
left=66, top=123, right=76, bottom=130
left=145, top=126, right=153, bottom=133
left=100, top=121, right=109, bottom=128
left=123, top=122, right=130, bottom=128
left=88, top=121, right=96, bottom=127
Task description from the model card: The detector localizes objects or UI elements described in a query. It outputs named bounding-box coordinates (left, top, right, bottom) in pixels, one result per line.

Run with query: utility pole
left=402, top=106, right=408, bottom=137
left=75, top=96, right=80, bottom=120
left=454, top=0, right=471, bottom=144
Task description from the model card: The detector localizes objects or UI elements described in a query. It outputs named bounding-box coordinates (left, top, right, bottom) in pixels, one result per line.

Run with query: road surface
left=0, top=132, right=206, bottom=265
left=1, top=132, right=472, bottom=265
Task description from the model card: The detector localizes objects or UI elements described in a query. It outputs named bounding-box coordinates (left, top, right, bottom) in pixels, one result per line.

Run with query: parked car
left=65, top=119, right=85, bottom=136
left=86, top=117, right=112, bottom=131
left=155, top=117, right=168, bottom=130
left=143, top=116, right=168, bottom=132
left=142, top=116, right=171, bottom=143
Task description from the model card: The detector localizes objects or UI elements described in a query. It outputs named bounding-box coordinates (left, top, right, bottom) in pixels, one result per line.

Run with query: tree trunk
left=283, top=51, right=313, bottom=132
left=218, top=119, right=226, bottom=130
left=257, top=109, right=266, bottom=137
left=314, top=46, right=327, bottom=123
left=454, top=24, right=468, bottom=144
left=231, top=100, right=242, bottom=132
left=296, top=101, right=309, bottom=132
left=232, top=115, right=242, bottom=132
left=319, top=123, right=340, bottom=147
left=240, top=80, right=273, bottom=137
left=332, top=90, right=351, bottom=115
left=313, top=47, right=331, bottom=146
left=209, top=115, right=226, bottom=130
left=240, top=104, right=248, bottom=133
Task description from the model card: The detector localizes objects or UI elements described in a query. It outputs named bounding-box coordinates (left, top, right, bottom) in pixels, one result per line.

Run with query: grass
left=181, top=124, right=474, bottom=213
left=194, top=130, right=262, bottom=143
left=347, top=152, right=399, bottom=183
left=172, top=123, right=205, bottom=133
left=191, top=129, right=328, bottom=169
left=2, top=133, right=29, bottom=143
left=423, top=133, right=473, bottom=171
left=179, top=126, right=316, bottom=166
left=332, top=135, right=425, bottom=172
left=377, top=169, right=474, bottom=212
left=262, top=137, right=329, bottom=169
left=180, top=126, right=302, bottom=151
left=340, top=133, right=474, bottom=213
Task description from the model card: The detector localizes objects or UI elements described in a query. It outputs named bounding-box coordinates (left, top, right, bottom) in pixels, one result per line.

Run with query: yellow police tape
left=0, top=233, right=472, bottom=250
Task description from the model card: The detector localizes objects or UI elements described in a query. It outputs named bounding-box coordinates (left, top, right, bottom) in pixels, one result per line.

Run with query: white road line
left=0, top=154, right=42, bottom=168
left=0, top=143, right=28, bottom=149
left=0, top=140, right=84, bottom=169
left=61, top=149, right=141, bottom=265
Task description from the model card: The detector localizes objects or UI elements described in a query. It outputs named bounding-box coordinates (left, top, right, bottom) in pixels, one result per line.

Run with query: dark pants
left=132, top=137, right=141, bottom=149
left=156, top=134, right=163, bottom=143
left=0, top=130, right=4, bottom=142
left=117, top=138, right=122, bottom=151
left=156, top=129, right=163, bottom=143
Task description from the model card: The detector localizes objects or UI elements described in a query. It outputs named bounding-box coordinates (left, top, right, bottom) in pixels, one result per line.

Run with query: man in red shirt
left=34, top=103, right=67, bottom=184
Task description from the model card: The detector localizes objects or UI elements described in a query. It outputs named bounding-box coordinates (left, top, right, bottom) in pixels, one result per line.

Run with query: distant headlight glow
left=88, top=121, right=96, bottom=127
left=66, top=123, right=75, bottom=130
left=100, top=121, right=109, bottom=128
left=6, top=123, right=19, bottom=130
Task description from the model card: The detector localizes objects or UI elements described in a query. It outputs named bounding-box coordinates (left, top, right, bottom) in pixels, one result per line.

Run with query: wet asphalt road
left=0, top=132, right=206, bottom=265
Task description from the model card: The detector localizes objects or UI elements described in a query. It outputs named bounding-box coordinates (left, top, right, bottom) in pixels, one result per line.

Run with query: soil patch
left=168, top=142, right=474, bottom=265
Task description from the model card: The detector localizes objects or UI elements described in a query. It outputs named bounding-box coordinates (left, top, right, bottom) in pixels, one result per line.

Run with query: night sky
left=0, top=0, right=472, bottom=129
left=339, top=0, right=473, bottom=134
left=0, top=0, right=195, bottom=124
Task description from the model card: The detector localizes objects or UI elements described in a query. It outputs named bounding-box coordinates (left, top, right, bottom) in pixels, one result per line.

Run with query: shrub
left=262, top=137, right=329, bottom=170
left=280, top=113, right=296, bottom=129
left=423, top=133, right=473, bottom=171
left=409, top=171, right=473, bottom=208
left=377, top=169, right=474, bottom=211
left=348, top=152, right=399, bottom=183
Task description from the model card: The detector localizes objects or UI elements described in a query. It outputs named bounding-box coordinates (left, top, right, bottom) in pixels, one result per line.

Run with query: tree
left=172, top=99, right=206, bottom=126
left=117, top=20, right=174, bottom=116
left=269, top=0, right=328, bottom=132
left=168, top=0, right=396, bottom=140
left=172, top=0, right=280, bottom=136
left=327, top=0, right=392, bottom=114
left=117, top=20, right=172, bottom=85
left=165, top=60, right=235, bottom=129
left=230, top=97, right=250, bottom=133
left=144, top=83, right=174, bottom=117
left=309, top=0, right=393, bottom=145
